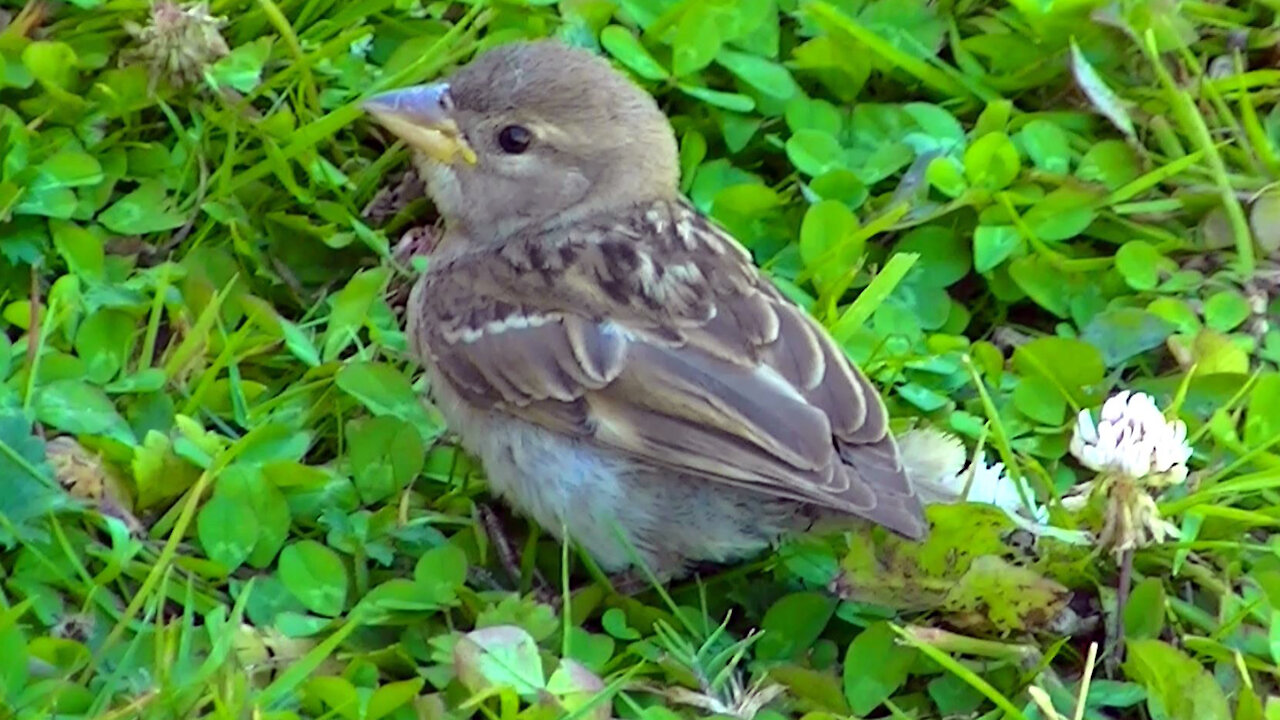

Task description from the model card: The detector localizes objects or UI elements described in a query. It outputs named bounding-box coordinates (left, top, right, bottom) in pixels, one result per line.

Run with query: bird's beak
left=362, top=83, right=477, bottom=166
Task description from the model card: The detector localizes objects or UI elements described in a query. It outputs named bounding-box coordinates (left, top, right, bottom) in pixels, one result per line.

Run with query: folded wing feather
left=415, top=199, right=926, bottom=539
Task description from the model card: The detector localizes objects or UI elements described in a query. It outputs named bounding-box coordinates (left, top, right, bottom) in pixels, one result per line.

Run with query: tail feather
left=805, top=427, right=972, bottom=541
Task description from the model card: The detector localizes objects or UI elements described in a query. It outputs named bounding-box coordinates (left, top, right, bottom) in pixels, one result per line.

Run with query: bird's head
left=362, top=40, right=679, bottom=241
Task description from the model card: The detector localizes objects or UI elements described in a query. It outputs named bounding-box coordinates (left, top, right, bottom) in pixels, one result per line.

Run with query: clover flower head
left=957, top=456, right=1045, bottom=524
left=1063, top=479, right=1181, bottom=559
left=123, top=1, right=230, bottom=88
left=897, top=426, right=1091, bottom=545
left=1069, top=390, right=1191, bottom=485
left=1066, top=391, right=1192, bottom=557
left=897, top=424, right=1042, bottom=525
left=954, top=455, right=1091, bottom=545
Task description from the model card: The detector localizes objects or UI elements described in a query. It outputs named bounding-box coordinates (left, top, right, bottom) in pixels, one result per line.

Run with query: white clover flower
left=950, top=455, right=1091, bottom=545
left=1067, top=390, right=1192, bottom=558
left=898, top=427, right=1089, bottom=545
left=1063, top=479, right=1180, bottom=558
left=899, top=425, right=1041, bottom=524
left=122, top=1, right=230, bottom=88
left=1069, top=390, right=1191, bottom=485
left=957, top=456, right=1045, bottom=524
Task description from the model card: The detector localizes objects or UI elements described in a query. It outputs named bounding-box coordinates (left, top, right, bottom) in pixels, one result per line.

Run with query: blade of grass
left=892, top=624, right=1032, bottom=720
left=139, top=261, right=172, bottom=370
left=163, top=276, right=237, bottom=380
left=256, top=0, right=321, bottom=113
left=1072, top=642, right=1098, bottom=720
left=804, top=1, right=982, bottom=102
left=796, top=201, right=910, bottom=287
left=1141, top=29, right=1255, bottom=272
left=1104, top=149, right=1207, bottom=206
left=222, top=5, right=489, bottom=195
left=255, top=611, right=366, bottom=709
left=1175, top=44, right=1259, bottom=178
left=1232, top=51, right=1280, bottom=177
left=829, top=251, right=917, bottom=343
left=81, top=420, right=283, bottom=681
left=181, top=318, right=258, bottom=416
left=1161, top=466, right=1280, bottom=515
left=962, top=354, right=1028, bottom=503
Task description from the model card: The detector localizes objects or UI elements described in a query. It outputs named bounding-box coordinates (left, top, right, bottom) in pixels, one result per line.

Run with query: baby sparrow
left=363, top=40, right=927, bottom=582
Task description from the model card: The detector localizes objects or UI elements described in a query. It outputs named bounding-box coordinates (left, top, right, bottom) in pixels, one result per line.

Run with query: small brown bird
left=363, top=40, right=928, bottom=582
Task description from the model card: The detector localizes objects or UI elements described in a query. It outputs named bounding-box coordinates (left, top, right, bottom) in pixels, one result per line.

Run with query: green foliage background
left=2, top=0, right=1280, bottom=718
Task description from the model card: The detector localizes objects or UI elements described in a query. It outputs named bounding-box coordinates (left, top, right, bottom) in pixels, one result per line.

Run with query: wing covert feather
left=413, top=199, right=925, bottom=537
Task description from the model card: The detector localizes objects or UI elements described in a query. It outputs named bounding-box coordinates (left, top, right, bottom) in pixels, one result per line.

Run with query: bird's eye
left=497, top=125, right=532, bottom=154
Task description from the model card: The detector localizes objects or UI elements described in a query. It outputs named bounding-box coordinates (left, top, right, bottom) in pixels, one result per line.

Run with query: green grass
left=3, top=0, right=1280, bottom=718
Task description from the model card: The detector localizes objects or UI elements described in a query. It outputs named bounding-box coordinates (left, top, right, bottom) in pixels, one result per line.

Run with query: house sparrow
left=362, top=40, right=928, bottom=582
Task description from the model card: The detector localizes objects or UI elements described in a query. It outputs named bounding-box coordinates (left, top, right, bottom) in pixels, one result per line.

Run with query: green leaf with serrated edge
left=756, top=592, right=836, bottom=661
left=1115, top=240, right=1163, bottom=290
left=454, top=626, right=546, bottom=698
left=321, top=267, right=389, bottom=361
left=1124, top=639, right=1230, bottom=720
left=34, top=379, right=136, bottom=445
left=843, top=622, right=915, bottom=715
left=599, top=26, right=668, bottom=80
left=787, top=129, right=845, bottom=176
left=335, top=362, right=442, bottom=444
left=716, top=48, right=798, bottom=99
left=0, top=413, right=61, bottom=541
left=1123, top=578, right=1166, bottom=640
left=278, top=541, right=348, bottom=617
left=1018, top=119, right=1071, bottom=173
left=973, top=225, right=1021, bottom=272
left=672, top=8, right=719, bottom=77
left=198, top=493, right=258, bottom=571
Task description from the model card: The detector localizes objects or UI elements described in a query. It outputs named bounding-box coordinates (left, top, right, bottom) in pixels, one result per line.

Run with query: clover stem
left=1112, top=547, right=1134, bottom=668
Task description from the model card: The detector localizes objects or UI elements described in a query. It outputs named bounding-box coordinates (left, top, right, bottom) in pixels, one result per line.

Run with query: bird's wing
left=413, top=200, right=925, bottom=539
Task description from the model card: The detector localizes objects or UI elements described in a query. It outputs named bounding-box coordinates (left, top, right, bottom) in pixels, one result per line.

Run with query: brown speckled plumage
left=367, top=40, right=927, bottom=580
